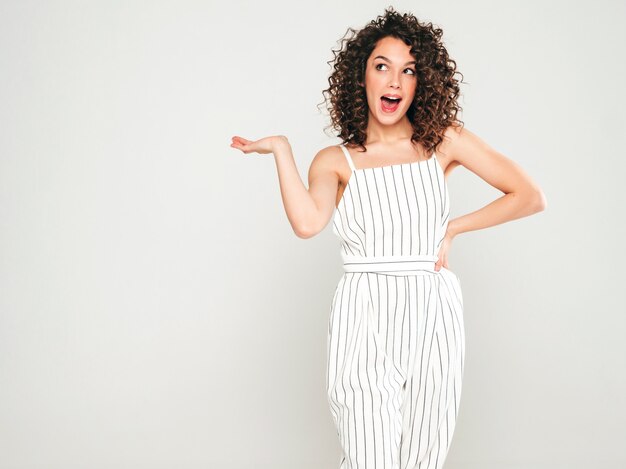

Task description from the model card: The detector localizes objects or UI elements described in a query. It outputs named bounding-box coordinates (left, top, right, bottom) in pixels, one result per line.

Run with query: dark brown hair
left=320, top=6, right=465, bottom=153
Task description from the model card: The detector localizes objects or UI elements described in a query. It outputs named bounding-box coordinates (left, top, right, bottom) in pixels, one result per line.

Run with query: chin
left=377, top=110, right=407, bottom=123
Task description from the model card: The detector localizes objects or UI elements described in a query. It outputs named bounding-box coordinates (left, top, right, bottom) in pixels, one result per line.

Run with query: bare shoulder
left=308, top=144, right=344, bottom=178
left=434, top=123, right=465, bottom=173
left=435, top=123, right=462, bottom=155
left=306, top=145, right=348, bottom=194
left=438, top=123, right=489, bottom=161
left=311, top=144, right=342, bottom=164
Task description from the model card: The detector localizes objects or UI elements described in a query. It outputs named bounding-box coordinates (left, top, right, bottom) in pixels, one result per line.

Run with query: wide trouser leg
left=326, top=269, right=464, bottom=469
left=398, top=270, right=465, bottom=469
left=326, top=273, right=407, bottom=469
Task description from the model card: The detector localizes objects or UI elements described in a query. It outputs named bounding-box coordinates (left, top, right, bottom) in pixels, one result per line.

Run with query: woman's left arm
left=444, top=125, right=548, bottom=238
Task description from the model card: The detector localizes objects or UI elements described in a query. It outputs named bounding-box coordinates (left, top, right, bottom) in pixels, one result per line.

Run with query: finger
left=233, top=136, right=252, bottom=145
left=434, top=254, right=440, bottom=271
left=230, top=141, right=251, bottom=153
left=440, top=254, right=448, bottom=271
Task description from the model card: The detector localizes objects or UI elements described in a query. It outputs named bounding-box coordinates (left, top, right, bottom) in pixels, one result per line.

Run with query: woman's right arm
left=230, top=135, right=339, bottom=238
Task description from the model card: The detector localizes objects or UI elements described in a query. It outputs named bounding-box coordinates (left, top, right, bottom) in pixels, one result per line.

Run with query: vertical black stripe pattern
left=328, top=145, right=465, bottom=469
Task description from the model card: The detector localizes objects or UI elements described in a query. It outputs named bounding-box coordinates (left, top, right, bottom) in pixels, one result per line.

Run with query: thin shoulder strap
left=338, top=144, right=356, bottom=171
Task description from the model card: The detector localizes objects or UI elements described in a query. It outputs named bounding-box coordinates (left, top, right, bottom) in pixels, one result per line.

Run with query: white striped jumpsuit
left=326, top=144, right=465, bottom=469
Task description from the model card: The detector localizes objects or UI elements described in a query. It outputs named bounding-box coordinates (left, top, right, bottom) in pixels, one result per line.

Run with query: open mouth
left=381, top=96, right=402, bottom=113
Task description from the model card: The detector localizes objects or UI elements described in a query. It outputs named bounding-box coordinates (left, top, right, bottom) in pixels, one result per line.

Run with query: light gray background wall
left=1, top=0, right=624, bottom=468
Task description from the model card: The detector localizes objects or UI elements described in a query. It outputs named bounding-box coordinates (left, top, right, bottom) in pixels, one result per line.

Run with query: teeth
left=382, top=96, right=401, bottom=101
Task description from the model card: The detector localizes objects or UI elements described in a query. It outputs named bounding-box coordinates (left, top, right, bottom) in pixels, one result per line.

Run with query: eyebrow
left=373, top=55, right=417, bottom=66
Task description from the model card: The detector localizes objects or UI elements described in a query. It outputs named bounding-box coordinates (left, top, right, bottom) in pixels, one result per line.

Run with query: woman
left=231, top=7, right=546, bottom=469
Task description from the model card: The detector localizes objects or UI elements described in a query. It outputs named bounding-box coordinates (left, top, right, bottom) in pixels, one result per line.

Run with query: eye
left=375, top=63, right=416, bottom=76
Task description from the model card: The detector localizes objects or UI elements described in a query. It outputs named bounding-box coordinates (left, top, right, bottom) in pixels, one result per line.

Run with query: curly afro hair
left=320, top=6, right=465, bottom=153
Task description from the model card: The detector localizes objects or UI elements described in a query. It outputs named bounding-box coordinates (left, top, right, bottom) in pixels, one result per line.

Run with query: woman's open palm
left=230, top=135, right=277, bottom=155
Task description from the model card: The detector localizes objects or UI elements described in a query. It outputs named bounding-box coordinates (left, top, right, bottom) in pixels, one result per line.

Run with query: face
left=363, top=36, right=417, bottom=125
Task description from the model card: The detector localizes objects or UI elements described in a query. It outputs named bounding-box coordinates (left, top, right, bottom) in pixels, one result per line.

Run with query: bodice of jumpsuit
left=332, top=145, right=457, bottom=277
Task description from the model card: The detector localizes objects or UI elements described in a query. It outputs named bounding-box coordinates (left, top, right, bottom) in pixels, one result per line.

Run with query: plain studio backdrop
left=1, top=0, right=624, bottom=468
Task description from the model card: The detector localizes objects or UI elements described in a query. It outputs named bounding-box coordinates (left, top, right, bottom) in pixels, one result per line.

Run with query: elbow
left=293, top=223, right=317, bottom=239
left=293, top=209, right=325, bottom=239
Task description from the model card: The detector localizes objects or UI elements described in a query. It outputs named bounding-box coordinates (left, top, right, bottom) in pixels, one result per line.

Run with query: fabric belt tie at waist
left=342, top=254, right=439, bottom=276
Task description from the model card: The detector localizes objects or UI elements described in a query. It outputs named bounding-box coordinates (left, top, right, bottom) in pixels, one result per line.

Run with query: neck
left=365, top=113, right=414, bottom=145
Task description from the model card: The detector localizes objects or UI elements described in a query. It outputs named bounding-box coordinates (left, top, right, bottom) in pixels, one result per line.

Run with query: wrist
left=272, top=135, right=290, bottom=152
left=447, top=219, right=460, bottom=238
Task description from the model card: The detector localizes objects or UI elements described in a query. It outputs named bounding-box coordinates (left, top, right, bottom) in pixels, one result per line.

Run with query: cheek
left=404, top=76, right=417, bottom=90
left=366, top=92, right=379, bottom=110
left=365, top=73, right=382, bottom=89
left=404, top=85, right=417, bottom=103
left=364, top=79, right=382, bottom=101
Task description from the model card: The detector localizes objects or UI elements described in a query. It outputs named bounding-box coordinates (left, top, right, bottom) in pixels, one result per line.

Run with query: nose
left=388, top=73, right=401, bottom=88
